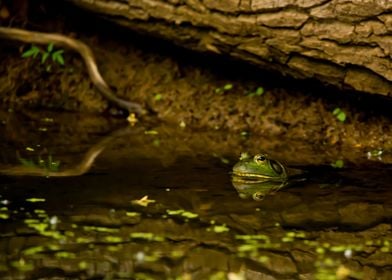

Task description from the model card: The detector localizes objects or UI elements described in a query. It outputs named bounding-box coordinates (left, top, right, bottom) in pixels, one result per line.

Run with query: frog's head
left=232, top=153, right=287, bottom=183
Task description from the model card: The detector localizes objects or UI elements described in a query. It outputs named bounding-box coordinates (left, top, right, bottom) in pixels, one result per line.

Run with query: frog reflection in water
left=231, top=153, right=289, bottom=200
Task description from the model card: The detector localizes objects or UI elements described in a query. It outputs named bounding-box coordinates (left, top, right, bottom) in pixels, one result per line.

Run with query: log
left=68, top=0, right=392, bottom=96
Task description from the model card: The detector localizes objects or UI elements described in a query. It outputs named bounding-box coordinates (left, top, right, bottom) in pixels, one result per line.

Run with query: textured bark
left=68, top=0, right=392, bottom=96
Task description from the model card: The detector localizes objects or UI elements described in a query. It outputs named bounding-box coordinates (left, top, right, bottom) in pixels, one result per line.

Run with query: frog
left=232, top=153, right=288, bottom=183
left=231, top=153, right=290, bottom=200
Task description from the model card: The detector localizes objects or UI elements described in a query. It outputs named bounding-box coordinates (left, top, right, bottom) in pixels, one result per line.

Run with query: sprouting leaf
left=41, top=52, right=49, bottom=64
left=18, top=157, right=35, bottom=167
left=332, top=108, right=341, bottom=115
left=255, top=86, right=264, bottom=95
left=153, top=93, right=163, bottom=101
left=223, top=83, right=233, bottom=91
left=247, top=86, right=265, bottom=97
left=336, top=111, right=346, bottom=122
left=332, top=107, right=346, bottom=122
left=331, top=159, right=344, bottom=168
left=52, top=50, right=64, bottom=65
left=22, top=46, right=40, bottom=58
left=47, top=43, right=54, bottom=52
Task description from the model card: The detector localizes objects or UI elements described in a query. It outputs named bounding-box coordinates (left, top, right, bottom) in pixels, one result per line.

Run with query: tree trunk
left=68, top=0, right=392, bottom=96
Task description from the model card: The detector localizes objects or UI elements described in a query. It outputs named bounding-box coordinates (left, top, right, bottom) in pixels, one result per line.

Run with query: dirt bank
left=0, top=2, right=391, bottom=152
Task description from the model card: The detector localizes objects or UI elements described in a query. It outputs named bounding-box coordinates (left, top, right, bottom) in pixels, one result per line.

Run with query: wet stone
left=69, top=213, right=132, bottom=227
left=7, top=236, right=26, bottom=255
left=184, top=248, right=230, bottom=272
left=364, top=251, right=392, bottom=267
left=339, top=202, right=384, bottom=228
left=262, top=192, right=303, bottom=210
left=290, top=249, right=316, bottom=273
left=257, top=252, right=298, bottom=275
left=280, top=204, right=310, bottom=227
left=229, top=213, right=274, bottom=231
left=245, top=268, right=278, bottom=280
left=362, top=266, right=378, bottom=280
left=309, top=208, right=340, bottom=225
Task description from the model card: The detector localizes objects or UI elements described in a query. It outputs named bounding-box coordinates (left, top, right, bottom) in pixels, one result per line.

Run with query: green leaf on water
left=211, top=224, right=230, bottom=233
left=26, top=198, right=46, bottom=203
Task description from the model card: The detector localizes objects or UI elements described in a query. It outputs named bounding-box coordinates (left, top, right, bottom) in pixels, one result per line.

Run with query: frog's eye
left=252, top=192, right=265, bottom=201
left=270, top=160, right=283, bottom=174
left=254, top=154, right=266, bottom=163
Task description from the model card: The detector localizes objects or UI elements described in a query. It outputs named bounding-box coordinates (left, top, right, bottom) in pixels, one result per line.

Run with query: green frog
left=231, top=153, right=290, bottom=200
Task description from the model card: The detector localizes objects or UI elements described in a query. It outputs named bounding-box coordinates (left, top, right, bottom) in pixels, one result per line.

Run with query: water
left=1, top=111, right=392, bottom=279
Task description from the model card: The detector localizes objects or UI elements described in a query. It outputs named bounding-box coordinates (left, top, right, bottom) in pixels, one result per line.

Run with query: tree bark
left=68, top=0, right=392, bottom=96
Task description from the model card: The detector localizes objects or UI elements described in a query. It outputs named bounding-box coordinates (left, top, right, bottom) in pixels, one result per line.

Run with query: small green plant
left=247, top=86, right=264, bottom=97
left=18, top=154, right=61, bottom=172
left=332, top=107, right=346, bottom=122
left=22, top=43, right=65, bottom=71
left=331, top=159, right=344, bottom=168
left=215, top=83, right=233, bottom=94
left=153, top=93, right=163, bottom=101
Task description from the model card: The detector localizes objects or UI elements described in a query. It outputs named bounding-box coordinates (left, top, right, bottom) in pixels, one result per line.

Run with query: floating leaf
left=26, top=198, right=46, bottom=203
left=144, top=130, right=159, bottom=135
left=211, top=224, right=230, bottom=233
left=131, top=195, right=155, bottom=207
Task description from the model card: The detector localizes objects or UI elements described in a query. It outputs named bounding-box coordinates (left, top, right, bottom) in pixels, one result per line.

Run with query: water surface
left=1, top=111, right=392, bottom=279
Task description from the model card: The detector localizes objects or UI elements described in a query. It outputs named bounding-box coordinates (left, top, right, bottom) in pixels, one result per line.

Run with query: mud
left=0, top=1, right=392, bottom=151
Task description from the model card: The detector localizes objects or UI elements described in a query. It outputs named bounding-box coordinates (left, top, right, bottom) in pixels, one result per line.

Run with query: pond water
left=1, top=111, right=392, bottom=280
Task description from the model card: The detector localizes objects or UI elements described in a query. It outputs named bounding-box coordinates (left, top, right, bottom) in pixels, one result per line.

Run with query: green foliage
left=332, top=107, right=346, bottom=122
left=247, top=86, right=265, bottom=97
left=215, top=83, right=233, bottom=94
left=331, top=159, right=344, bottom=168
left=18, top=154, right=61, bottom=172
left=153, top=93, right=163, bottom=101
left=22, top=43, right=65, bottom=71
